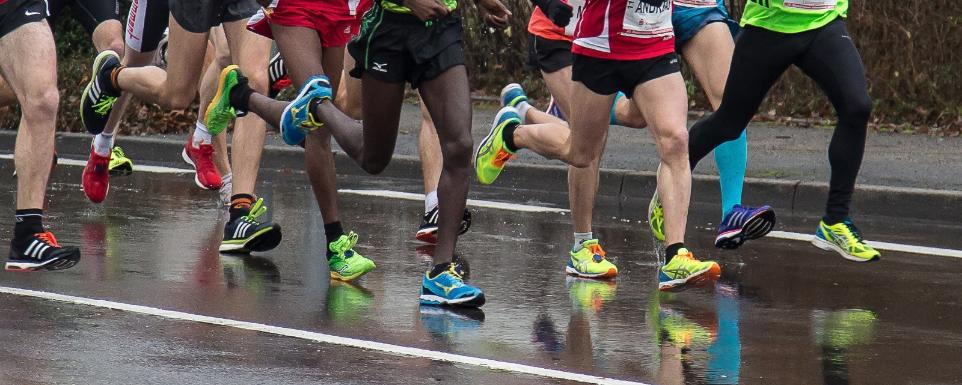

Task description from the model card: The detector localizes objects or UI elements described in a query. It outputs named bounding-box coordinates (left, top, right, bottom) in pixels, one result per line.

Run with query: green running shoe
left=205, top=64, right=243, bottom=136
left=108, top=146, right=133, bottom=176
left=648, top=191, right=665, bottom=242
left=658, top=248, right=721, bottom=291
left=566, top=239, right=618, bottom=279
left=812, top=219, right=880, bottom=262
left=474, top=107, right=520, bottom=185
left=328, top=231, right=375, bottom=281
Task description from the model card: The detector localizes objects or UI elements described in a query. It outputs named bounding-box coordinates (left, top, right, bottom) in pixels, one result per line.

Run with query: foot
left=82, top=146, right=110, bottom=203
left=80, top=50, right=121, bottom=135
left=415, top=207, right=472, bottom=244
left=648, top=191, right=666, bottom=242
left=714, top=204, right=776, bottom=249
left=182, top=140, right=223, bottom=190
left=500, top=83, right=528, bottom=108
left=474, top=106, right=521, bottom=185
left=220, top=198, right=283, bottom=253
left=280, top=75, right=333, bottom=146
left=566, top=239, right=618, bottom=279
left=812, top=219, right=880, bottom=262
left=328, top=231, right=376, bottom=281
left=420, top=262, right=485, bottom=307
left=658, top=248, right=721, bottom=291
left=268, top=51, right=291, bottom=99
left=6, top=231, right=81, bottom=271
left=108, top=146, right=134, bottom=176
left=205, top=65, right=244, bottom=136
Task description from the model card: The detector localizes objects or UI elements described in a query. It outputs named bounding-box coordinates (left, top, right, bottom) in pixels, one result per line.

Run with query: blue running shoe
left=546, top=96, right=565, bottom=120
left=420, top=263, right=485, bottom=307
left=280, top=75, right=332, bottom=146
left=714, top=204, right=776, bottom=249
left=500, top=83, right=528, bottom=108
left=610, top=92, right=625, bottom=125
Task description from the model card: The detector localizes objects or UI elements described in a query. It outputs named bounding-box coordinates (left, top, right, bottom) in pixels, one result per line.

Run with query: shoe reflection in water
left=220, top=254, right=281, bottom=290
left=325, top=280, right=375, bottom=324
left=812, top=308, right=878, bottom=385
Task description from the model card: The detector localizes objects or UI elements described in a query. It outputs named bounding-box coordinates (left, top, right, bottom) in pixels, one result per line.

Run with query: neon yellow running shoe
left=326, top=280, right=374, bottom=323
left=658, top=248, right=720, bottom=291
left=812, top=309, right=877, bottom=349
left=205, top=65, right=242, bottom=136
left=812, top=219, right=880, bottom=262
left=107, top=146, right=133, bottom=176
left=648, top=191, right=665, bottom=242
left=566, top=239, right=618, bottom=279
left=474, top=106, right=520, bottom=185
left=328, top=231, right=376, bottom=281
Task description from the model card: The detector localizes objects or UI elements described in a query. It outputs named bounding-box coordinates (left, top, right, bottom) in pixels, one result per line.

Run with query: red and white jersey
left=527, top=0, right=586, bottom=42
left=572, top=0, right=676, bottom=60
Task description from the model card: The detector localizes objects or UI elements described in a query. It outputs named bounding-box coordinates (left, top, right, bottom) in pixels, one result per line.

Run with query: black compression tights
left=687, top=19, right=872, bottom=224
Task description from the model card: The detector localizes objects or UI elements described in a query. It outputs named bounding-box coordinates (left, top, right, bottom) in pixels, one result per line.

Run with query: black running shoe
left=268, top=51, right=290, bottom=99
left=7, top=231, right=81, bottom=271
left=220, top=198, right=282, bottom=253
left=80, top=50, right=121, bottom=135
left=415, top=208, right=472, bottom=244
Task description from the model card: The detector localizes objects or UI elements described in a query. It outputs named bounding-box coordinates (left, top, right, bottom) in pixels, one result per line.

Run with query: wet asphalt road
left=1, top=159, right=962, bottom=384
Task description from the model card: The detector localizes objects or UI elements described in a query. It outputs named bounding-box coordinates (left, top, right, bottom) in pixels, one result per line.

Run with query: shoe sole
left=658, top=263, right=721, bottom=291
left=714, top=208, right=777, bottom=249
left=419, top=292, right=486, bottom=308
left=204, top=65, right=239, bottom=136
left=6, top=251, right=81, bottom=272
left=330, top=262, right=377, bottom=282
left=565, top=265, right=617, bottom=279
left=219, top=225, right=283, bottom=254
left=108, top=162, right=133, bottom=176
left=181, top=147, right=222, bottom=190
left=474, top=108, right=516, bottom=185
left=416, top=229, right=438, bottom=244
left=80, top=51, right=120, bottom=134
left=811, top=236, right=880, bottom=262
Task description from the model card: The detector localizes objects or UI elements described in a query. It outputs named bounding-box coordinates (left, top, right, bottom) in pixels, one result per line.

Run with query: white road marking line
left=3, top=155, right=959, bottom=258
left=0, top=286, right=645, bottom=385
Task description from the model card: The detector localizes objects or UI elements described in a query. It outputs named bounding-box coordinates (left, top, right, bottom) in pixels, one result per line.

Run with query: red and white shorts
left=247, top=0, right=371, bottom=48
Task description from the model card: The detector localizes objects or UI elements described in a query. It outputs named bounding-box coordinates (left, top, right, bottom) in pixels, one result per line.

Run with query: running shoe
left=812, top=309, right=878, bottom=349
left=566, top=239, right=618, bottom=279
left=474, top=107, right=520, bottom=185
left=648, top=191, right=666, bottom=242
left=546, top=96, right=565, bottom=120
left=108, top=146, right=133, bottom=176
left=415, top=208, right=472, bottom=244
left=418, top=305, right=485, bottom=338
left=182, top=140, right=223, bottom=190
left=328, top=231, right=376, bottom=281
left=500, top=83, right=528, bottom=108
left=714, top=204, right=776, bottom=249
left=812, top=219, right=880, bottom=262
left=220, top=198, right=283, bottom=253
left=658, top=248, right=721, bottom=291
left=205, top=65, right=244, bottom=136
left=82, top=146, right=110, bottom=203
left=420, top=262, right=485, bottom=307
left=80, top=50, right=121, bottom=135
left=268, top=51, right=291, bottom=99
left=566, top=276, right=616, bottom=313
left=327, top=280, right=375, bottom=323
left=280, top=75, right=332, bottom=145
left=6, top=231, right=81, bottom=271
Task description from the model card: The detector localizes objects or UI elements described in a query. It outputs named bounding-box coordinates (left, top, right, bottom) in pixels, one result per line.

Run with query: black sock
left=822, top=215, right=845, bottom=226
left=503, top=121, right=520, bottom=153
left=324, top=221, right=344, bottom=258
left=429, top=262, right=452, bottom=278
left=13, top=209, right=44, bottom=249
left=228, top=73, right=253, bottom=113
left=665, top=242, right=685, bottom=263
left=228, top=194, right=255, bottom=222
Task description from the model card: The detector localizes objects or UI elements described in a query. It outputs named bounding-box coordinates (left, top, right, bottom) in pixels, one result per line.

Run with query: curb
left=2, top=131, right=959, bottom=222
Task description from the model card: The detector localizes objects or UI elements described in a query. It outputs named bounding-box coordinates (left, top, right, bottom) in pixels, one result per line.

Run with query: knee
left=21, top=86, right=59, bottom=121
left=658, top=128, right=689, bottom=161
left=441, top=135, right=473, bottom=168
left=361, top=155, right=391, bottom=175
left=842, top=95, right=873, bottom=126
left=165, top=93, right=195, bottom=110
left=106, top=39, right=125, bottom=57
left=243, top=68, right=269, bottom=94
left=568, top=152, right=593, bottom=169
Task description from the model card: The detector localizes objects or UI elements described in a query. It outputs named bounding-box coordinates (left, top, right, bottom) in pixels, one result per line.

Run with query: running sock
left=107, top=65, right=125, bottom=94
left=516, top=101, right=533, bottom=124
left=13, top=209, right=44, bottom=249
left=424, top=190, right=439, bottom=213
left=822, top=215, right=845, bottom=226
left=228, top=194, right=255, bottom=222
left=93, top=132, right=114, bottom=157
left=324, top=221, right=345, bottom=258
left=429, top=262, right=451, bottom=278
left=228, top=73, right=253, bottom=113
left=665, top=242, right=685, bottom=264
left=714, top=130, right=747, bottom=220
left=192, top=121, right=213, bottom=146
left=502, top=122, right=520, bottom=153
left=573, top=232, right=593, bottom=251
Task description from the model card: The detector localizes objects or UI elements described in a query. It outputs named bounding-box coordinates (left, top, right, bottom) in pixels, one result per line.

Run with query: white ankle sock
left=425, top=190, right=439, bottom=213
left=93, top=133, right=114, bottom=156
left=516, top=101, right=533, bottom=124
left=573, top=232, right=593, bottom=251
left=193, top=121, right=212, bottom=146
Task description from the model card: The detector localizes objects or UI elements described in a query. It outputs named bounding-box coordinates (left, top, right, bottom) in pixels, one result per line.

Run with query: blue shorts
left=672, top=1, right=739, bottom=49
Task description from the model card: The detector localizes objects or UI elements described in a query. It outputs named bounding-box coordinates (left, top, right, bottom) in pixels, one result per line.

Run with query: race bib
left=783, top=0, right=838, bottom=11
left=564, top=0, right=587, bottom=37
left=673, top=0, right=716, bottom=8
left=622, top=0, right=673, bottom=39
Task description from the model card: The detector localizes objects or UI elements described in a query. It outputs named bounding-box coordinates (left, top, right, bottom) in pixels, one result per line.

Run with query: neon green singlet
left=382, top=0, right=458, bottom=14
left=741, top=0, right=848, bottom=34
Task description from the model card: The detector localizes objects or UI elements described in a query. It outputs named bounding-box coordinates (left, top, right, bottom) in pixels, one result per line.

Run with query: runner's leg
left=418, top=100, right=443, bottom=208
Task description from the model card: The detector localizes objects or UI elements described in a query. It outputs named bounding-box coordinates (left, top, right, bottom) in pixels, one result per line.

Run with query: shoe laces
left=587, top=243, right=607, bottom=262
left=243, top=198, right=268, bottom=222
left=93, top=96, right=118, bottom=116
left=301, top=108, right=324, bottom=131
left=194, top=143, right=218, bottom=170
left=329, top=231, right=359, bottom=255
left=112, top=146, right=127, bottom=159
left=493, top=150, right=514, bottom=167
left=446, top=263, right=465, bottom=282
left=35, top=231, right=60, bottom=247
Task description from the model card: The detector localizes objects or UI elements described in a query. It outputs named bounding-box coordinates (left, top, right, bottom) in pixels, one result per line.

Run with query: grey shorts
left=169, top=0, right=259, bottom=33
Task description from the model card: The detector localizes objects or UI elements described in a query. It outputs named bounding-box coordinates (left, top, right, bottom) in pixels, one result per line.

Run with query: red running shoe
left=182, top=139, right=223, bottom=190
left=82, top=146, right=110, bottom=203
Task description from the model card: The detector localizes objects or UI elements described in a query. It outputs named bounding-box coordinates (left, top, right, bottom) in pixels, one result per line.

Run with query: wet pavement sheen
left=1, top=162, right=962, bottom=384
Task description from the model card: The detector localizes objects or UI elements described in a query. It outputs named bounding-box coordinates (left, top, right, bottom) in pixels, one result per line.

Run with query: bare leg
left=335, top=54, right=363, bottom=120
left=197, top=26, right=232, bottom=175
left=91, top=20, right=125, bottom=53
left=417, top=98, right=443, bottom=196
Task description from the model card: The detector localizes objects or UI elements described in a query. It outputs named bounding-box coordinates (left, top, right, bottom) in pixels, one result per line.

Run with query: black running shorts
left=124, top=0, right=168, bottom=53
left=571, top=53, right=680, bottom=96
left=527, top=34, right=572, bottom=74
left=0, top=0, right=46, bottom=39
left=169, top=0, right=258, bottom=34
left=46, top=0, right=120, bottom=34
left=348, top=4, right=465, bottom=89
